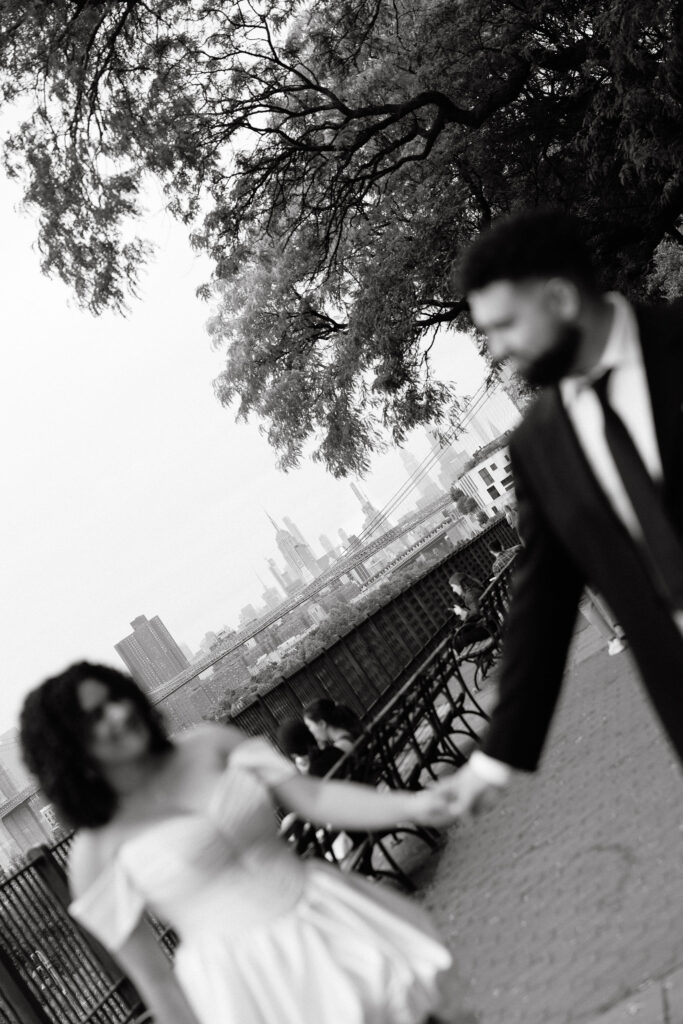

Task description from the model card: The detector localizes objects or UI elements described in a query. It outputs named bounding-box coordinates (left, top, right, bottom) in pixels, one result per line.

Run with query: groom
left=447, top=209, right=683, bottom=812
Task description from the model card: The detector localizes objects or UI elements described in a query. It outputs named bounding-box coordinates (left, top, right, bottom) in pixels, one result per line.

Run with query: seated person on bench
left=303, top=698, right=362, bottom=755
left=277, top=718, right=345, bottom=777
left=276, top=718, right=359, bottom=860
left=488, top=536, right=521, bottom=577
left=449, top=571, right=493, bottom=651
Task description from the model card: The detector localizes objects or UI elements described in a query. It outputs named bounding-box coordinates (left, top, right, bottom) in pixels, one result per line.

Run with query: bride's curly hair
left=19, top=662, right=172, bottom=829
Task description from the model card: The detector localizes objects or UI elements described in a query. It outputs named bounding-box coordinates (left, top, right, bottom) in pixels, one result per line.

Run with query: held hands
left=412, top=763, right=503, bottom=827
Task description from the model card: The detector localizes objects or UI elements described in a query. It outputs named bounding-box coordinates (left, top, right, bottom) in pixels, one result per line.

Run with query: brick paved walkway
left=417, top=620, right=683, bottom=1024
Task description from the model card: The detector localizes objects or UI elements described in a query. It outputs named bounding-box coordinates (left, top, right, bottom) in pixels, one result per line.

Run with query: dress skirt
left=173, top=861, right=452, bottom=1024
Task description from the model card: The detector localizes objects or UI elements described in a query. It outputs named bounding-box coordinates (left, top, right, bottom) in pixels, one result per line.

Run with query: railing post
left=27, top=846, right=142, bottom=1012
left=0, top=943, right=52, bottom=1024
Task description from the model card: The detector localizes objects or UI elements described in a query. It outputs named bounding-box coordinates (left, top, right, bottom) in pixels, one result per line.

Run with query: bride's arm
left=115, top=920, right=201, bottom=1024
left=272, top=773, right=458, bottom=831
left=197, top=722, right=457, bottom=829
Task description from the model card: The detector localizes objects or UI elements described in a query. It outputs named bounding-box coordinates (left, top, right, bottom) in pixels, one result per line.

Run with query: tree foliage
left=2, top=0, right=683, bottom=472
left=450, top=486, right=479, bottom=517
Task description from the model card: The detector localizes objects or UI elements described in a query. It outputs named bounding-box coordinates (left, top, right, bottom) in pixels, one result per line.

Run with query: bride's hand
left=412, top=770, right=501, bottom=826
left=411, top=781, right=463, bottom=827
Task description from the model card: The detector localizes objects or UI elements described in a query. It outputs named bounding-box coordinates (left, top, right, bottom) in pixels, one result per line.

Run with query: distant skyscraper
left=426, top=433, right=469, bottom=491
left=239, top=604, right=259, bottom=628
left=319, top=533, right=336, bottom=556
left=280, top=569, right=304, bottom=595
left=459, top=388, right=522, bottom=455
left=115, top=614, right=189, bottom=692
left=266, top=513, right=321, bottom=581
left=350, top=482, right=390, bottom=535
left=399, top=450, right=442, bottom=504
left=283, top=516, right=307, bottom=547
left=428, top=423, right=471, bottom=487
left=259, top=586, right=282, bottom=613
left=198, top=631, right=219, bottom=656
left=179, top=642, right=195, bottom=663
left=267, top=557, right=290, bottom=595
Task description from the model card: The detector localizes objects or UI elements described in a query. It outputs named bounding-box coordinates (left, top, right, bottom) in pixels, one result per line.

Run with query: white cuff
left=468, top=751, right=512, bottom=787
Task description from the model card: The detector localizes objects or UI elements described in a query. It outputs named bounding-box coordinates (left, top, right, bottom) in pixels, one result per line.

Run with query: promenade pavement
left=416, top=620, right=683, bottom=1024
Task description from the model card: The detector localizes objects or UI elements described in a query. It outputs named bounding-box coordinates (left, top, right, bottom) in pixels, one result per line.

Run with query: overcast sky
left=0, top=171, right=488, bottom=735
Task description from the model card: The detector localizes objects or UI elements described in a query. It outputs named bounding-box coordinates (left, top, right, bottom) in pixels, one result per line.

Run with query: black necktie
left=593, top=370, right=683, bottom=608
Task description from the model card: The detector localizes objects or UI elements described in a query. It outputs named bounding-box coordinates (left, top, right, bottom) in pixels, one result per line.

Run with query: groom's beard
left=518, top=323, right=583, bottom=387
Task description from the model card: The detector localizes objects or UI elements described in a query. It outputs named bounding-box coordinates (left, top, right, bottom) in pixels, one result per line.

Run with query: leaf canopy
left=2, top=0, right=682, bottom=472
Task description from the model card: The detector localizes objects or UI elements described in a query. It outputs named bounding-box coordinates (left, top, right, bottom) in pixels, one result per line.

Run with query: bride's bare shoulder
left=67, top=829, right=113, bottom=897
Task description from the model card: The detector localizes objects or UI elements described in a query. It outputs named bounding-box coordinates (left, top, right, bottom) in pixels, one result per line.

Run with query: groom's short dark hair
left=458, top=209, right=598, bottom=294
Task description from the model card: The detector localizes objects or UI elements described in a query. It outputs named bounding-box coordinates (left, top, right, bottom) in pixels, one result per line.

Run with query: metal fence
left=0, top=837, right=145, bottom=1024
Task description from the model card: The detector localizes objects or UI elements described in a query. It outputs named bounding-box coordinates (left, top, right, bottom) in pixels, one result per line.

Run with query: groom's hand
left=439, top=761, right=504, bottom=820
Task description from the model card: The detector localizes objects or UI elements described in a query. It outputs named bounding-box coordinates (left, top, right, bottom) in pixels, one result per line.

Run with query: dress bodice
left=69, top=737, right=305, bottom=949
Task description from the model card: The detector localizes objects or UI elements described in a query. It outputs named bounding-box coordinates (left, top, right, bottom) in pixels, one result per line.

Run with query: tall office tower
left=115, top=614, right=189, bottom=692
left=463, top=414, right=487, bottom=453
left=458, top=387, right=522, bottom=456
left=399, top=449, right=442, bottom=503
left=179, top=642, right=196, bottom=664
left=486, top=389, right=523, bottom=433
left=261, top=586, right=283, bottom=613
left=239, top=604, right=259, bottom=628
left=267, top=557, right=290, bottom=595
left=350, top=482, right=389, bottom=535
left=280, top=568, right=304, bottom=595
left=344, top=534, right=371, bottom=583
left=425, top=429, right=469, bottom=491
left=283, top=516, right=307, bottom=547
left=429, top=441, right=469, bottom=491
left=319, top=534, right=337, bottom=556
left=338, top=527, right=351, bottom=548
left=198, top=631, right=219, bottom=656
left=267, top=513, right=321, bottom=581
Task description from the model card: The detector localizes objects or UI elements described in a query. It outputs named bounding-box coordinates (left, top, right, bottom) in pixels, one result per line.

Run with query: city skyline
left=1, top=167, right=497, bottom=736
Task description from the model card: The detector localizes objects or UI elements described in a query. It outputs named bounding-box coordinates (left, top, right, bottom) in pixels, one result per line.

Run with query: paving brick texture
left=417, top=621, right=683, bottom=1024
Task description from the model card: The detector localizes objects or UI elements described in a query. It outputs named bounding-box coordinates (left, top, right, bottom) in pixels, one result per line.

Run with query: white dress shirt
left=469, top=292, right=671, bottom=788
left=559, top=292, right=663, bottom=534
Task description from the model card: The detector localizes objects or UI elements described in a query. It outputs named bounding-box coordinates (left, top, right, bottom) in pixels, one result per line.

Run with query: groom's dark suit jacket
left=482, top=300, right=683, bottom=771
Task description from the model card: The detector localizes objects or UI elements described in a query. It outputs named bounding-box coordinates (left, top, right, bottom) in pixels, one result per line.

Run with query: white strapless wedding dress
left=69, top=738, right=452, bottom=1024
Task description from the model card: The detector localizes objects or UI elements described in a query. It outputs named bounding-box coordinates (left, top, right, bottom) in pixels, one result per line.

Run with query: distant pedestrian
left=579, top=588, right=626, bottom=656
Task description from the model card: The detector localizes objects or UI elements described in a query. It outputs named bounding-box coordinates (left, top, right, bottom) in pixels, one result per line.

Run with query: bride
left=20, top=661, right=462, bottom=1024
